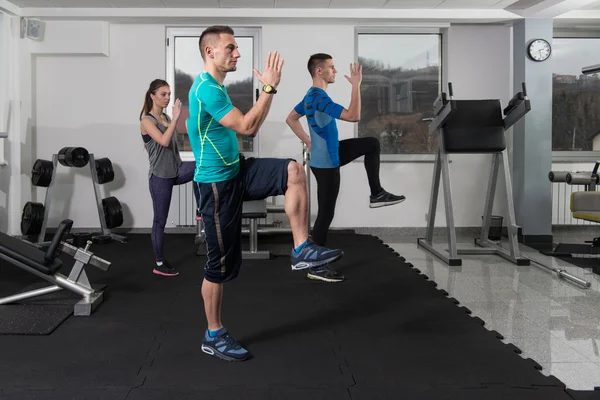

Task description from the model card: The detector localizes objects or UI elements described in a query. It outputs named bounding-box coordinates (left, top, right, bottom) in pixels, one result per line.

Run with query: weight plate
left=21, top=201, right=45, bottom=236
left=102, top=196, right=123, bottom=229
left=31, top=159, right=54, bottom=187
left=58, top=147, right=90, bottom=168
left=91, top=234, right=112, bottom=244
left=95, top=157, right=115, bottom=184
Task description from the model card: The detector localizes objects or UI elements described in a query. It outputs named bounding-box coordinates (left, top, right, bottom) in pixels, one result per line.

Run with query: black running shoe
left=307, top=264, right=345, bottom=283
left=369, top=190, right=406, bottom=208
left=153, top=260, right=179, bottom=277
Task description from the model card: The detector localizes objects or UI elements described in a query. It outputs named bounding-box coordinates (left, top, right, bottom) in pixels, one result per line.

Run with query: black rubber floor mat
left=0, top=232, right=597, bottom=399
left=0, top=304, right=73, bottom=335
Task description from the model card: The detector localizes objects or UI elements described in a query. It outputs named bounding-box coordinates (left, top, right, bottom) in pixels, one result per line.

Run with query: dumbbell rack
left=25, top=150, right=127, bottom=245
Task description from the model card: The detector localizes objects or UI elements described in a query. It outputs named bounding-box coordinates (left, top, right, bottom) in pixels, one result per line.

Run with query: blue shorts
left=197, top=155, right=293, bottom=283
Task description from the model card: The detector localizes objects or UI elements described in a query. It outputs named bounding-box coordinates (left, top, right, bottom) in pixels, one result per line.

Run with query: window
left=356, top=29, right=443, bottom=159
left=552, top=38, right=600, bottom=158
left=166, top=27, right=260, bottom=160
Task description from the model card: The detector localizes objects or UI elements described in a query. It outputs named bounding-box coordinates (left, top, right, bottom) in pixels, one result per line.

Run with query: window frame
left=551, top=33, right=600, bottom=163
left=354, top=25, right=448, bottom=163
left=165, top=26, right=262, bottom=162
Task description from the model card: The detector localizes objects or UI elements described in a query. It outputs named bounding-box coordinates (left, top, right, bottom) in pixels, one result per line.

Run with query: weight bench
left=543, top=191, right=600, bottom=258
left=545, top=163, right=600, bottom=258
left=242, top=200, right=271, bottom=260
left=0, top=219, right=111, bottom=316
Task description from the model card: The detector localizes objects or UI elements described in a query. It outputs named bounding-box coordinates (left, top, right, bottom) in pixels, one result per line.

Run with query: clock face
left=528, top=39, right=551, bottom=62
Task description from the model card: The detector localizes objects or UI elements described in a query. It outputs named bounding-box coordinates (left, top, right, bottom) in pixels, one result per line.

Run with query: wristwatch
left=262, top=84, right=277, bottom=94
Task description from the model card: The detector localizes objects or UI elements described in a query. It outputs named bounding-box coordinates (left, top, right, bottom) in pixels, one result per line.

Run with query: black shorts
left=197, top=155, right=293, bottom=283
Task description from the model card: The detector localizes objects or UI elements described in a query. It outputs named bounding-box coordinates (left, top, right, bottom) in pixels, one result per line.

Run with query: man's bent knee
left=287, top=161, right=305, bottom=186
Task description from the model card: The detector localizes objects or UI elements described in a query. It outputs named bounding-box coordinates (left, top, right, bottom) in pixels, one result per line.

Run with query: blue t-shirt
left=187, top=70, right=240, bottom=183
left=294, top=87, right=344, bottom=168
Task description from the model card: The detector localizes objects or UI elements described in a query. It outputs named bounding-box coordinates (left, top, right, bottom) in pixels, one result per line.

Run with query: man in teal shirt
left=186, top=25, right=343, bottom=362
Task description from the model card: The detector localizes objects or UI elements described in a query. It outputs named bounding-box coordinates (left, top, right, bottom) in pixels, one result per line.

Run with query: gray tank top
left=141, top=113, right=183, bottom=180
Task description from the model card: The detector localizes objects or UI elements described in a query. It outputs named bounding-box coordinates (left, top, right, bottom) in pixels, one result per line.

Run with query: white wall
left=20, top=20, right=513, bottom=232
left=33, top=23, right=163, bottom=230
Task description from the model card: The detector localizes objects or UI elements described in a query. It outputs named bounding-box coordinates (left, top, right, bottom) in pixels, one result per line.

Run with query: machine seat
left=571, top=191, right=600, bottom=222
left=242, top=200, right=268, bottom=219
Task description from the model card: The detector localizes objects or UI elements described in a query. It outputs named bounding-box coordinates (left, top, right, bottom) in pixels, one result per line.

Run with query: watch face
left=528, top=39, right=551, bottom=62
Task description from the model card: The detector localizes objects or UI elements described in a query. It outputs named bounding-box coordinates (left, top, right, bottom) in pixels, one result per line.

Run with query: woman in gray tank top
left=140, top=79, right=200, bottom=277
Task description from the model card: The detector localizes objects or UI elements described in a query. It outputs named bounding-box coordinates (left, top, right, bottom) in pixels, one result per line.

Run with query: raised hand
left=344, top=62, right=362, bottom=87
left=172, top=98, right=182, bottom=121
left=253, top=51, right=285, bottom=88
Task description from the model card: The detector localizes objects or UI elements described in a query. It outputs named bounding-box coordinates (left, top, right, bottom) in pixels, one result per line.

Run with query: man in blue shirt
left=286, top=53, right=405, bottom=283
left=187, top=27, right=343, bottom=362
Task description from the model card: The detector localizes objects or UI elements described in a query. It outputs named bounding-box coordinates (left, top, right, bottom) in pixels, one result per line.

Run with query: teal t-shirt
left=187, top=70, right=240, bottom=183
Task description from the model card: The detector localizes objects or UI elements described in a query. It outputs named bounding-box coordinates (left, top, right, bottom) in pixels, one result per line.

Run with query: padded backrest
left=0, top=232, right=63, bottom=275
left=442, top=100, right=506, bottom=153
left=44, top=219, right=73, bottom=262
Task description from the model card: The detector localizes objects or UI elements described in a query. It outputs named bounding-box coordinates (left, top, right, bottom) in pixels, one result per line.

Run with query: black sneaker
left=307, top=264, right=345, bottom=283
left=153, top=260, right=179, bottom=277
left=369, top=190, right=406, bottom=208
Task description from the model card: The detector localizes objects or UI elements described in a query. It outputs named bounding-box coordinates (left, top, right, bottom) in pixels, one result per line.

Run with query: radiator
left=170, top=181, right=197, bottom=227
left=171, top=180, right=592, bottom=227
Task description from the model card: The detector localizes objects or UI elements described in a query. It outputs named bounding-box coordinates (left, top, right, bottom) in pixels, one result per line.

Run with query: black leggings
left=310, top=137, right=383, bottom=246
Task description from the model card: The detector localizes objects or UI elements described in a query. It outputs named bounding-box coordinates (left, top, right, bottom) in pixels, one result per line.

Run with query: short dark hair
left=307, top=53, right=332, bottom=77
left=199, top=25, right=235, bottom=61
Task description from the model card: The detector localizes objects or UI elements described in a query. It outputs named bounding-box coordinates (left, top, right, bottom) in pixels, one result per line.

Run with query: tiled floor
left=381, top=233, right=600, bottom=391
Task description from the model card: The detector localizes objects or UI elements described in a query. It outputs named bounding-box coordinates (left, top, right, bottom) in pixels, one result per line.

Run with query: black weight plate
left=31, top=159, right=54, bottom=187
left=69, top=147, right=90, bottom=168
left=21, top=201, right=45, bottom=236
left=102, top=196, right=123, bottom=229
left=91, top=234, right=112, bottom=244
left=95, top=157, right=115, bottom=184
left=70, top=232, right=93, bottom=248
left=57, top=147, right=90, bottom=168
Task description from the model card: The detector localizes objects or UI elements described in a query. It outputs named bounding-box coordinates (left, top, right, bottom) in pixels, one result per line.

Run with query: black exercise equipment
left=21, top=201, right=45, bottom=236
left=31, top=159, right=54, bottom=187
left=417, top=82, right=531, bottom=266
left=0, top=219, right=112, bottom=316
left=58, top=146, right=90, bottom=168
left=102, top=196, right=124, bottom=230
left=95, top=157, right=115, bottom=184
left=545, top=161, right=600, bottom=261
left=21, top=149, right=126, bottom=245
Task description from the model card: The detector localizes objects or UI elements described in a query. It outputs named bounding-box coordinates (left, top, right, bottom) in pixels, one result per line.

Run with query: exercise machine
left=417, top=82, right=531, bottom=266
left=416, top=83, right=590, bottom=288
left=0, top=219, right=111, bottom=316
left=21, top=147, right=127, bottom=245
left=546, top=161, right=600, bottom=258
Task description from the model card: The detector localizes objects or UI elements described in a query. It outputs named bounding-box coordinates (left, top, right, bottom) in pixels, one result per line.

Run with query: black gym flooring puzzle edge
left=0, top=232, right=599, bottom=400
